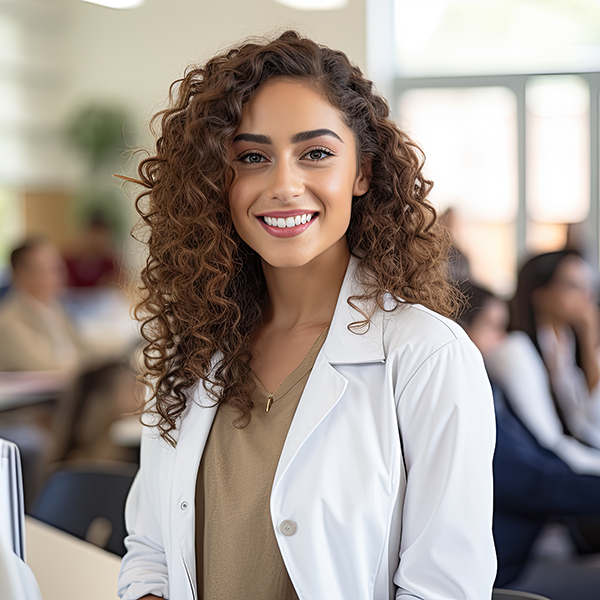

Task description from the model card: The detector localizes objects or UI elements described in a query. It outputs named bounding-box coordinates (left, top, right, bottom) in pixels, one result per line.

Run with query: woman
left=117, top=31, right=496, bottom=600
left=487, top=250, right=600, bottom=475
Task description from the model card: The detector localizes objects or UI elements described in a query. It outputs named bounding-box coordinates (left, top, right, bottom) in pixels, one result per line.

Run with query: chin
left=261, top=255, right=315, bottom=270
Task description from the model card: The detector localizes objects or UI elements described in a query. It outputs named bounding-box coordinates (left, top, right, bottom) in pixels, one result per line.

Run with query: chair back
left=30, top=462, right=137, bottom=556
left=493, top=590, right=551, bottom=600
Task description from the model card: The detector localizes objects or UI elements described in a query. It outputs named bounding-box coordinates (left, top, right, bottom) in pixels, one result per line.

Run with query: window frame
left=393, top=72, right=600, bottom=270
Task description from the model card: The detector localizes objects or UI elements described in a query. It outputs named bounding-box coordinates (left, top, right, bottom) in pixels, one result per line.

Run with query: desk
left=0, top=372, right=68, bottom=412
left=25, top=516, right=121, bottom=600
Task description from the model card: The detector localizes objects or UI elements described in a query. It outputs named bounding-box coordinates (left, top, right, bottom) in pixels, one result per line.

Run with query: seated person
left=63, top=215, right=122, bottom=288
left=461, top=282, right=600, bottom=586
left=0, top=238, right=85, bottom=372
left=486, top=251, right=600, bottom=471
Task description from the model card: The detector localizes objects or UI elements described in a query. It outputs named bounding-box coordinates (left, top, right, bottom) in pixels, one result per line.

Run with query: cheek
left=313, top=169, right=355, bottom=214
left=228, top=180, right=253, bottom=226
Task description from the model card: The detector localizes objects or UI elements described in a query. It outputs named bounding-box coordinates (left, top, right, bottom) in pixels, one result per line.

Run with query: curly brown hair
left=131, top=30, right=458, bottom=443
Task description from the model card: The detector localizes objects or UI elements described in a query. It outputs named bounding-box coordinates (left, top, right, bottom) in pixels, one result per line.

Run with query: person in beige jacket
left=0, top=238, right=84, bottom=372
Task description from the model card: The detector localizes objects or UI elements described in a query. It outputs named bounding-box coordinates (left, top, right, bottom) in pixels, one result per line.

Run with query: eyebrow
left=232, top=128, right=344, bottom=145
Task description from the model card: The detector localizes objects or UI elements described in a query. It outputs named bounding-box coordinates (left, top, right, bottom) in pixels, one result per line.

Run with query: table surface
left=0, top=372, right=68, bottom=412
left=25, top=516, right=121, bottom=600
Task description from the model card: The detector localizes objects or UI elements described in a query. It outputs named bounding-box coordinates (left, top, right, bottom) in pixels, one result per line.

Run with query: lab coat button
left=181, top=501, right=188, bottom=510
left=280, top=520, right=297, bottom=536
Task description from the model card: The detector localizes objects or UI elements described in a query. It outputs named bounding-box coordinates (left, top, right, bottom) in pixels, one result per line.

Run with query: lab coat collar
left=272, top=255, right=386, bottom=494
left=320, top=254, right=386, bottom=365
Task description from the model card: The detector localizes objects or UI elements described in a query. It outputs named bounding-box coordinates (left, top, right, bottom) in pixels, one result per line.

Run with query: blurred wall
left=63, top=0, right=367, bottom=143
left=0, top=0, right=368, bottom=265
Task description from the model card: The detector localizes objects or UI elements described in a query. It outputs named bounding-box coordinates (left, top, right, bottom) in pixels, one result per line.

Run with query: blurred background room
left=2, top=0, right=600, bottom=599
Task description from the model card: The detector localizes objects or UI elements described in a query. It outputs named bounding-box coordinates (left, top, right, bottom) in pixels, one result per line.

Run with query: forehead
left=237, top=78, right=349, bottom=135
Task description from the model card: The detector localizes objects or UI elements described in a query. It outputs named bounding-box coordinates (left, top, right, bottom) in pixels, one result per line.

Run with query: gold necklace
left=265, top=375, right=305, bottom=413
left=262, top=326, right=329, bottom=413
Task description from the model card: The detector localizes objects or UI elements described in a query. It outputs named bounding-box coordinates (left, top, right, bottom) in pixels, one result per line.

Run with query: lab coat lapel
left=273, top=255, right=386, bottom=491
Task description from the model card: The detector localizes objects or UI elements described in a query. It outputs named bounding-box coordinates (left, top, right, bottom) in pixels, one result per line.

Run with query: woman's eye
left=239, top=152, right=266, bottom=164
left=304, top=148, right=332, bottom=161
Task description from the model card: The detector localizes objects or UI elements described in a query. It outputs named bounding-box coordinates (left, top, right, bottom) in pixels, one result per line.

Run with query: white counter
left=25, top=516, right=121, bottom=600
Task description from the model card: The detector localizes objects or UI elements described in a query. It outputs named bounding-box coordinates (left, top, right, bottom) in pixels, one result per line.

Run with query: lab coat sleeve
left=118, top=428, right=169, bottom=600
left=394, top=337, right=497, bottom=600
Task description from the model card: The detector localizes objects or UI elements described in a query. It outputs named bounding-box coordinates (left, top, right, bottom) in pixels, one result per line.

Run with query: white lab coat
left=118, top=257, right=497, bottom=600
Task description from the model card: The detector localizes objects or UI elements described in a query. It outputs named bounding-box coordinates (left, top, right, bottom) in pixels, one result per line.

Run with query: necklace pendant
left=266, top=394, right=274, bottom=413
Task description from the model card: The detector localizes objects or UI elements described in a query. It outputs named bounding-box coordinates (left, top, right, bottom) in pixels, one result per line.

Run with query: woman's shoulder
left=486, top=330, right=545, bottom=382
left=489, top=330, right=539, bottom=362
left=383, top=301, right=468, bottom=344
left=380, top=302, right=476, bottom=367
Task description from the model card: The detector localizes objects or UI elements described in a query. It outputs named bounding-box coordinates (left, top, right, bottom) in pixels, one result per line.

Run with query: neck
left=261, top=238, right=350, bottom=330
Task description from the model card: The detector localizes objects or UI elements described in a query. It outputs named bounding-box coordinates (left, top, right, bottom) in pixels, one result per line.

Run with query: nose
left=265, top=157, right=305, bottom=202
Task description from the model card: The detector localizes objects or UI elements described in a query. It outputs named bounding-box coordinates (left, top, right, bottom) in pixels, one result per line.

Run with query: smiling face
left=228, top=78, right=370, bottom=269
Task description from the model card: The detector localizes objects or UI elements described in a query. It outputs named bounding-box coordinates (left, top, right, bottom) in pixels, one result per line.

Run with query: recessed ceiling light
left=275, top=0, right=348, bottom=10
left=83, top=0, right=145, bottom=9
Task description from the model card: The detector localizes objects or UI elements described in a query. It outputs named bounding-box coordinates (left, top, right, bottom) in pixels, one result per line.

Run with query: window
left=394, top=0, right=600, bottom=77
left=398, top=87, right=517, bottom=293
left=385, top=0, right=600, bottom=293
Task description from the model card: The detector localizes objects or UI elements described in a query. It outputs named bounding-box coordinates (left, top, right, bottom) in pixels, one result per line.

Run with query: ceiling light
left=275, top=0, right=348, bottom=10
left=83, top=0, right=145, bottom=9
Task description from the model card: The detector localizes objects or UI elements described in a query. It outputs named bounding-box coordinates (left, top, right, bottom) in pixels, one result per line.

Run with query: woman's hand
left=569, top=298, right=600, bottom=340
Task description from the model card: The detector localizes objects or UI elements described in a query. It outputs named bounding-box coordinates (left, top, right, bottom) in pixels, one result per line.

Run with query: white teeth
left=263, top=213, right=315, bottom=228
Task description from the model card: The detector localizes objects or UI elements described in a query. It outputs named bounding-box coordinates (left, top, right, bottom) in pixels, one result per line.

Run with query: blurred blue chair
left=0, top=283, right=11, bottom=302
left=30, top=462, right=137, bottom=557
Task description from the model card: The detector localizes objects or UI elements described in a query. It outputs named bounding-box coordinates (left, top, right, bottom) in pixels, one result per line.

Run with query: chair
left=29, top=462, right=137, bottom=557
left=492, top=590, right=551, bottom=600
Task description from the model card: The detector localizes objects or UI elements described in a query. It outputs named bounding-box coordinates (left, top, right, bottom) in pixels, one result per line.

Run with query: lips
left=257, top=212, right=318, bottom=238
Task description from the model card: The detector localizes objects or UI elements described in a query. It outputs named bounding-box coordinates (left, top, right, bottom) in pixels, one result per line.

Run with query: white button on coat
left=279, top=520, right=297, bottom=536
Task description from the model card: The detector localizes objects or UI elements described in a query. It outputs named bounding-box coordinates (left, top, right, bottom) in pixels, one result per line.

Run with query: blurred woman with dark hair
left=487, top=250, right=600, bottom=474
left=118, top=31, right=496, bottom=600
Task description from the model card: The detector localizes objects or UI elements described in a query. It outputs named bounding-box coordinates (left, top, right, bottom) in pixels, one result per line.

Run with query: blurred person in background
left=439, top=207, right=471, bottom=283
left=0, top=237, right=85, bottom=372
left=462, top=282, right=600, bottom=586
left=486, top=250, right=600, bottom=465
left=63, top=214, right=122, bottom=288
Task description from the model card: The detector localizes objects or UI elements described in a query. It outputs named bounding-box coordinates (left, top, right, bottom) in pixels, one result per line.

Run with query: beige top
left=195, top=328, right=329, bottom=600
